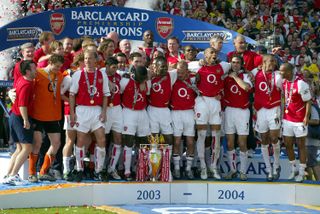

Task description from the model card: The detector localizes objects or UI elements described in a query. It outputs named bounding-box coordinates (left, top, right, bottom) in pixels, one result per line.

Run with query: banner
left=0, top=6, right=256, bottom=54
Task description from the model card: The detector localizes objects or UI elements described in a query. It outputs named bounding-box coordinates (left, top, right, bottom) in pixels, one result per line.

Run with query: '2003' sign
left=137, top=190, right=161, bottom=200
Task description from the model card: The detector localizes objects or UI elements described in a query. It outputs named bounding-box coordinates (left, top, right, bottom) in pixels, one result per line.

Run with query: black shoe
left=63, top=172, right=74, bottom=182
left=273, top=166, right=281, bottom=180
left=97, top=171, right=109, bottom=182
left=192, top=167, right=200, bottom=179
left=185, top=170, right=194, bottom=180
left=124, top=173, right=133, bottom=181
left=266, top=171, right=273, bottom=182
left=39, top=173, right=56, bottom=182
left=73, top=170, right=83, bottom=182
left=83, top=168, right=95, bottom=180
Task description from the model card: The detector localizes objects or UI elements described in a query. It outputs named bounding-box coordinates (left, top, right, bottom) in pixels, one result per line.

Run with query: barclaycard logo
left=6, top=27, right=42, bottom=41
left=182, top=30, right=232, bottom=43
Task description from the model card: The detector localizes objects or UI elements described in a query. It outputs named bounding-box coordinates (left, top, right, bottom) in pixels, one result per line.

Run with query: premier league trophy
left=149, top=135, right=162, bottom=182
left=137, top=134, right=170, bottom=182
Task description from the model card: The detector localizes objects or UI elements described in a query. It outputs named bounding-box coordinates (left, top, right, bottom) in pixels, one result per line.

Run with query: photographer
left=306, top=82, right=320, bottom=181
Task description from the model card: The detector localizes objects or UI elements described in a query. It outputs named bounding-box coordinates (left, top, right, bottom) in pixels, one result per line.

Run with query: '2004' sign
left=218, top=189, right=245, bottom=200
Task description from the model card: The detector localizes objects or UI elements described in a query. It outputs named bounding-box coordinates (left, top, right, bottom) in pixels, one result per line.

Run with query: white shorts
left=224, top=107, right=250, bottom=135
left=171, top=110, right=195, bottom=137
left=63, top=115, right=76, bottom=131
left=255, top=106, right=281, bottom=133
left=75, top=105, right=105, bottom=133
left=122, top=108, right=150, bottom=137
left=104, top=105, right=123, bottom=134
left=194, top=96, right=221, bottom=125
left=282, top=119, right=307, bottom=137
left=147, top=106, right=173, bottom=135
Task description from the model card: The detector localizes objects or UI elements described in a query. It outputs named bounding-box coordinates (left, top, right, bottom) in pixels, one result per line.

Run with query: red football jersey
left=12, top=77, right=34, bottom=116
left=121, top=78, right=148, bottom=110
left=253, top=69, right=281, bottom=111
left=283, top=77, right=311, bottom=123
left=170, top=77, right=196, bottom=110
left=149, top=72, right=173, bottom=107
left=224, top=72, right=251, bottom=109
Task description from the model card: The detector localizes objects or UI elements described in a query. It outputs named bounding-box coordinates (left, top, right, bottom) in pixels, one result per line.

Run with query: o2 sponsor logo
left=178, top=88, right=190, bottom=99
left=217, top=189, right=245, bottom=200
left=137, top=190, right=161, bottom=200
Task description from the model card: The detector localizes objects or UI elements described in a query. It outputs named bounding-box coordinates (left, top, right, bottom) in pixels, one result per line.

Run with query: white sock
left=228, top=150, right=236, bottom=172
left=75, top=146, right=85, bottom=171
left=240, top=151, right=248, bottom=174
left=211, top=130, right=221, bottom=169
left=173, top=155, right=180, bottom=170
left=95, top=146, right=106, bottom=173
left=186, top=156, right=194, bottom=171
left=273, top=142, right=281, bottom=169
left=109, top=144, right=121, bottom=171
left=196, top=130, right=207, bottom=169
left=63, top=156, right=71, bottom=174
left=261, top=144, right=271, bottom=173
left=205, top=147, right=211, bottom=167
left=299, top=163, right=306, bottom=176
left=124, top=146, right=132, bottom=175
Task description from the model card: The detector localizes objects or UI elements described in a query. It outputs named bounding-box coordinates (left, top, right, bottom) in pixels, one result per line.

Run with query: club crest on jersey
left=216, top=69, right=221, bottom=73
left=156, top=17, right=173, bottom=39
left=124, top=126, right=128, bottom=131
left=50, top=13, right=65, bottom=35
left=196, top=113, right=201, bottom=118
left=98, top=78, right=103, bottom=84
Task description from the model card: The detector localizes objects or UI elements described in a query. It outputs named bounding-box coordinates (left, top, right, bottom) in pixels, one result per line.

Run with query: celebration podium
left=0, top=180, right=319, bottom=209
left=0, top=151, right=319, bottom=209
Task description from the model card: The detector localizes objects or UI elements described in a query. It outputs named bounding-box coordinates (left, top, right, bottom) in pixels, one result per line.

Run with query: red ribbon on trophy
left=160, top=147, right=170, bottom=182
left=136, top=147, right=151, bottom=182
left=144, top=149, right=150, bottom=180
left=136, top=148, right=146, bottom=182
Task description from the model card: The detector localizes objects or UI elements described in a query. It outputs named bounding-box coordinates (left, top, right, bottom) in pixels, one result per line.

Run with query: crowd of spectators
left=18, top=0, right=320, bottom=74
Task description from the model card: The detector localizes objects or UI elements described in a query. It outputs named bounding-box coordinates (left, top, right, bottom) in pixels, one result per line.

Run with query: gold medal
left=109, top=103, right=114, bottom=107
left=285, top=109, right=288, bottom=114
left=90, top=100, right=94, bottom=104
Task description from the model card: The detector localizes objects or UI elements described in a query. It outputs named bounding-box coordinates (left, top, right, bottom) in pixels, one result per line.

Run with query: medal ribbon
left=284, top=75, right=295, bottom=112
left=132, top=79, right=139, bottom=109
left=109, top=75, right=116, bottom=105
left=143, top=46, right=156, bottom=60
left=182, top=79, right=200, bottom=96
left=84, top=69, right=97, bottom=101
left=262, top=71, right=274, bottom=96
left=169, top=52, right=182, bottom=61
left=152, top=75, right=167, bottom=90
left=48, top=72, right=57, bottom=102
